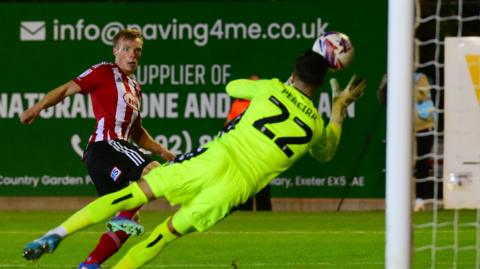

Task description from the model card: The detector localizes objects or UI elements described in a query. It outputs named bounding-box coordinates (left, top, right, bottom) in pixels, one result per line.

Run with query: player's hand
left=19, top=106, right=41, bottom=125
left=330, top=75, right=366, bottom=124
left=160, top=149, right=176, bottom=162
left=331, top=74, right=366, bottom=106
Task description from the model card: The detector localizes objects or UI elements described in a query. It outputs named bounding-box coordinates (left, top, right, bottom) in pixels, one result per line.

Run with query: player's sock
left=117, top=208, right=141, bottom=220
left=83, top=231, right=129, bottom=265
left=83, top=208, right=140, bottom=265
left=46, top=226, right=68, bottom=238
left=112, top=218, right=179, bottom=269
left=61, top=183, right=148, bottom=235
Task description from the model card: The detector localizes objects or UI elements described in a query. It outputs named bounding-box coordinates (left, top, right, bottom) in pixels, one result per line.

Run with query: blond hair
left=112, top=29, right=143, bottom=47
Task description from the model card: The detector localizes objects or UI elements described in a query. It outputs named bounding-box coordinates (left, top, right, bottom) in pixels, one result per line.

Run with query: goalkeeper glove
left=330, top=75, right=366, bottom=124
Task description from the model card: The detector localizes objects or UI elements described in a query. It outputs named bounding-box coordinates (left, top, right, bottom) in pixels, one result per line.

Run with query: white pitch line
left=0, top=261, right=474, bottom=269
left=4, top=261, right=478, bottom=268
left=0, top=229, right=473, bottom=236
left=0, top=262, right=381, bottom=268
left=0, top=230, right=384, bottom=235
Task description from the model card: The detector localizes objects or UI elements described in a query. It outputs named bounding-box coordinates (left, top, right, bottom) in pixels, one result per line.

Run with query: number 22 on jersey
left=253, top=96, right=313, bottom=158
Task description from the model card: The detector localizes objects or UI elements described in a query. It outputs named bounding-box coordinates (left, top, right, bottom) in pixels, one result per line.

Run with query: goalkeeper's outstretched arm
left=226, top=79, right=259, bottom=100
left=309, top=122, right=342, bottom=162
left=309, top=75, right=366, bottom=162
left=330, top=75, right=366, bottom=124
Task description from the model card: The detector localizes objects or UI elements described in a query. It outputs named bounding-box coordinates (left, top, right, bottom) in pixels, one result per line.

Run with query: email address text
left=51, top=18, right=329, bottom=47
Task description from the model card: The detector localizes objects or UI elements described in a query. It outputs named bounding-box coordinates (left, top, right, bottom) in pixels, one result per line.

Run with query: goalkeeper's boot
left=78, top=262, right=102, bottom=269
left=22, top=233, right=62, bottom=261
left=107, top=217, right=144, bottom=236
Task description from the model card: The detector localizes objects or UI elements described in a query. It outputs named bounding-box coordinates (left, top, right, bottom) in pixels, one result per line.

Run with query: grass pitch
left=0, top=210, right=477, bottom=268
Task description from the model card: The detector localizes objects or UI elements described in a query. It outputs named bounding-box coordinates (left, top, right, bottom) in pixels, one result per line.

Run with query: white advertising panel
left=444, top=37, right=480, bottom=208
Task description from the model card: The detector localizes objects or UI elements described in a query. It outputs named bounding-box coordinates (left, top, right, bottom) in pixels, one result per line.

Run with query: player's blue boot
left=78, top=262, right=102, bottom=269
left=22, top=233, right=62, bottom=261
left=106, top=217, right=144, bottom=236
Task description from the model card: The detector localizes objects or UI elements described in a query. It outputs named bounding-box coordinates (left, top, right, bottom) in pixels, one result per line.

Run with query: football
left=312, top=31, right=355, bottom=71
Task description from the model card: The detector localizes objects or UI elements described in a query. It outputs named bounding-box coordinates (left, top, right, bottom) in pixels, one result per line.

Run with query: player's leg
left=111, top=213, right=193, bottom=269
left=414, top=132, right=434, bottom=211
left=23, top=181, right=154, bottom=261
left=67, top=181, right=150, bottom=230
left=112, top=147, right=250, bottom=268
left=110, top=154, right=220, bottom=268
left=106, top=161, right=160, bottom=236
left=78, top=142, right=158, bottom=268
left=112, top=180, right=249, bottom=268
left=79, top=209, right=140, bottom=269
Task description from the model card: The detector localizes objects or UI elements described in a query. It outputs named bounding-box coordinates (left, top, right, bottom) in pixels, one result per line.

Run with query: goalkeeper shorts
left=143, top=145, right=254, bottom=232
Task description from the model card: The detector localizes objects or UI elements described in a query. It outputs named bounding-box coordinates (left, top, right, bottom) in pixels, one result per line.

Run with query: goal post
left=386, top=0, right=480, bottom=267
left=385, top=0, right=414, bottom=268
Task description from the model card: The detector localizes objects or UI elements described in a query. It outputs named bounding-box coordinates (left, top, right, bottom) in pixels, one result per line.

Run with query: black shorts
left=84, top=139, right=153, bottom=196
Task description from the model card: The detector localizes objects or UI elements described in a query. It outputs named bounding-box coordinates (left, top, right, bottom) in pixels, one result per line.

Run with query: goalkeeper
left=22, top=50, right=366, bottom=269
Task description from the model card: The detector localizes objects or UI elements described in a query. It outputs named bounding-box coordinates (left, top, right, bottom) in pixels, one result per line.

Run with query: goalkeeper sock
left=60, top=183, right=148, bottom=236
left=112, top=217, right=179, bottom=269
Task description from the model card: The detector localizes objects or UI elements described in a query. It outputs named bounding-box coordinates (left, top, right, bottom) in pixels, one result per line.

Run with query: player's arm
left=309, top=75, right=366, bottom=162
left=309, top=122, right=342, bottom=162
left=130, top=119, right=176, bottom=161
left=226, top=79, right=259, bottom=100
left=19, top=81, right=81, bottom=124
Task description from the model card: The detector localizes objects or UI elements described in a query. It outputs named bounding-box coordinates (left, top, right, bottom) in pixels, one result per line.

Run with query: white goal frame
left=385, top=0, right=414, bottom=268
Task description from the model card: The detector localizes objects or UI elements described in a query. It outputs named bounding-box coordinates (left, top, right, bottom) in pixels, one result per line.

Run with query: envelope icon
left=20, top=21, right=46, bottom=41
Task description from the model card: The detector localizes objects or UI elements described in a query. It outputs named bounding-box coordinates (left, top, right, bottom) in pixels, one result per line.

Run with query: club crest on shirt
left=123, top=92, right=140, bottom=111
left=110, top=166, right=122, bottom=182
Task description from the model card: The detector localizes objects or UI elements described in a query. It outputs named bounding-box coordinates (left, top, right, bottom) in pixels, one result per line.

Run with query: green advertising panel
left=0, top=1, right=387, bottom=197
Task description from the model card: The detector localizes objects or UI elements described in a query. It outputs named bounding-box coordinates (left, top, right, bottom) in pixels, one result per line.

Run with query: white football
left=312, top=31, right=355, bottom=71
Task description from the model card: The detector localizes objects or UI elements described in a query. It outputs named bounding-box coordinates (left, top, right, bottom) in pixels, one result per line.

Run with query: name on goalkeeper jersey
left=281, top=88, right=317, bottom=120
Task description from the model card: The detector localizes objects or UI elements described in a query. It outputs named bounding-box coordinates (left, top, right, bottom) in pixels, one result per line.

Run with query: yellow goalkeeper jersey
left=211, top=78, right=342, bottom=193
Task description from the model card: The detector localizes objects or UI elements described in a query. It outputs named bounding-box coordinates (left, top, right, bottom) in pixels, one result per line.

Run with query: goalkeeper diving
left=22, top=49, right=366, bottom=268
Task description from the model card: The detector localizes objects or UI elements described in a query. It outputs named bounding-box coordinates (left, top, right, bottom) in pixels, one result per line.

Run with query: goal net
left=413, top=0, right=480, bottom=268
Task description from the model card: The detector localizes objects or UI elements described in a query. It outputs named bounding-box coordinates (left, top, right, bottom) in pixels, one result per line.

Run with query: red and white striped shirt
left=74, top=62, right=142, bottom=144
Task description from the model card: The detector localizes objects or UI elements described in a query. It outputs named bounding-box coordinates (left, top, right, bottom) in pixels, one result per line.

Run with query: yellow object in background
left=465, top=54, right=480, bottom=105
